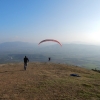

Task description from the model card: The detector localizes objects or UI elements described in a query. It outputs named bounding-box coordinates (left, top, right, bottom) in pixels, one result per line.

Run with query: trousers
left=24, top=63, right=28, bottom=70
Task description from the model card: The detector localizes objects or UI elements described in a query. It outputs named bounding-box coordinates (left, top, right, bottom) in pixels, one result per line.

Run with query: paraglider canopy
left=38, top=39, right=62, bottom=46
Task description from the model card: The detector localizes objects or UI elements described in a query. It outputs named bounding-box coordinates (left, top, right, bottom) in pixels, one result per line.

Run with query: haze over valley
left=0, top=41, right=100, bottom=70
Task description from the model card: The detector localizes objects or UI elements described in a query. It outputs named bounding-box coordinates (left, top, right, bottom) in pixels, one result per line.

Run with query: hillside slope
left=0, top=62, right=100, bottom=100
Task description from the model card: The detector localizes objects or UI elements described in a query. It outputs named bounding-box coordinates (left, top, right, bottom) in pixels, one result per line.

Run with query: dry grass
left=0, top=62, right=100, bottom=100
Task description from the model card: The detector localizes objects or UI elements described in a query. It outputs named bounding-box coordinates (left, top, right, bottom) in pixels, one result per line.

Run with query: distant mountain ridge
left=0, top=41, right=38, bottom=54
left=0, top=41, right=100, bottom=54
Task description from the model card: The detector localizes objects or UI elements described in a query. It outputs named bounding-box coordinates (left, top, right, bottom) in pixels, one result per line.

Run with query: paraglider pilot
left=48, top=57, right=51, bottom=61
left=24, top=56, right=29, bottom=70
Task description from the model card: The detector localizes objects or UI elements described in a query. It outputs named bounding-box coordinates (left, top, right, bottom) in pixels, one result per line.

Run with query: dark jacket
left=24, top=57, right=29, bottom=63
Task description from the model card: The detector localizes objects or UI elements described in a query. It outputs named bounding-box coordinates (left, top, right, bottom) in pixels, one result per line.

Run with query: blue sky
left=0, top=0, right=100, bottom=44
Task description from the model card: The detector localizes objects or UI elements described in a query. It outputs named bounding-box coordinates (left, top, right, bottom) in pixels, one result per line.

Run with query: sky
left=0, top=0, right=100, bottom=45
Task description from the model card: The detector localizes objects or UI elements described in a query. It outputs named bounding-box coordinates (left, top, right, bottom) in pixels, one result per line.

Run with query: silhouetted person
left=24, top=56, right=29, bottom=70
left=48, top=57, right=51, bottom=61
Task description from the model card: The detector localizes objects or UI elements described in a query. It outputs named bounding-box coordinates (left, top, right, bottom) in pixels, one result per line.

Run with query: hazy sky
left=0, top=0, right=100, bottom=44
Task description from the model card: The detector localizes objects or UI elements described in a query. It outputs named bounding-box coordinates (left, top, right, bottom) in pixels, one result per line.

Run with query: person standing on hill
left=24, top=56, right=29, bottom=70
left=48, top=57, right=51, bottom=61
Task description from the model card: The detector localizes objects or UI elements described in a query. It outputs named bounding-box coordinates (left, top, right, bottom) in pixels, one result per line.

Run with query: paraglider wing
left=38, top=39, right=62, bottom=46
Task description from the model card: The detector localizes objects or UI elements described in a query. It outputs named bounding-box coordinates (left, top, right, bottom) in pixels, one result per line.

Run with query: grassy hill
left=0, top=62, right=100, bottom=100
